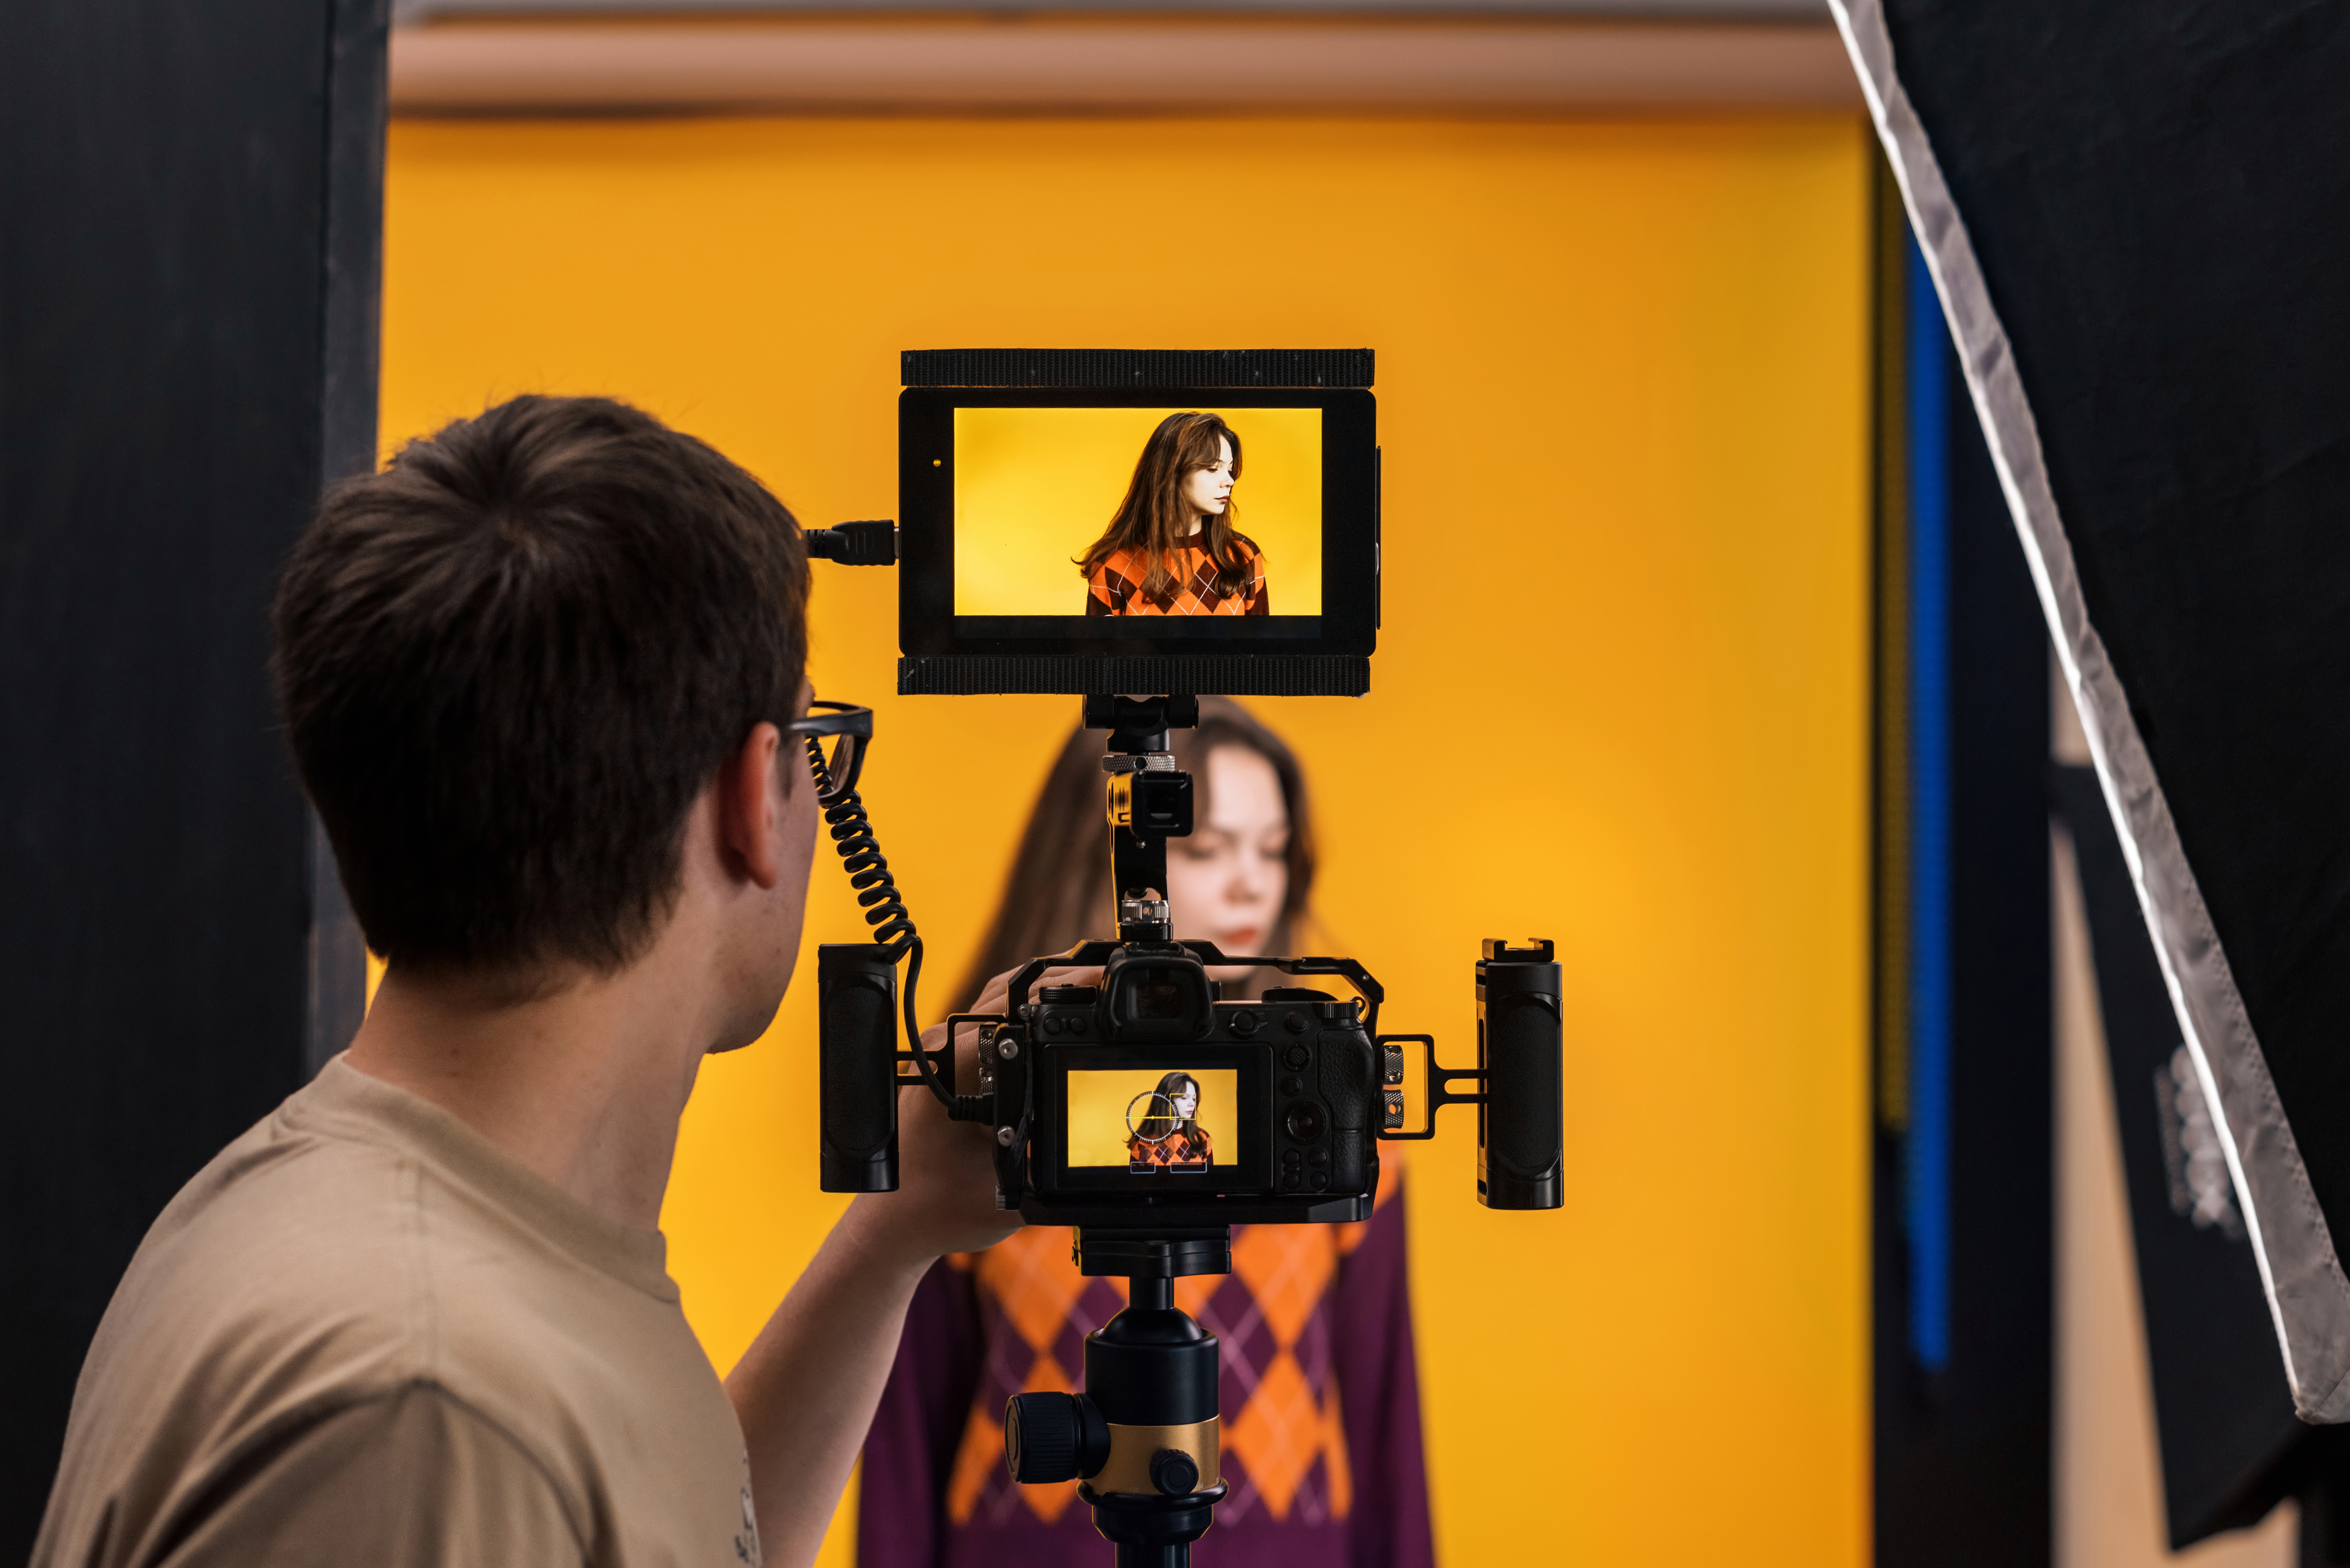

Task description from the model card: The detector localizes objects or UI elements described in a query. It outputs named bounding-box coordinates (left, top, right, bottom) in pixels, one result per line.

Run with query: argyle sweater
left=1085, top=539, right=1270, bottom=616
left=1129, top=1124, right=1212, bottom=1172
left=856, top=1173, right=1432, bottom=1568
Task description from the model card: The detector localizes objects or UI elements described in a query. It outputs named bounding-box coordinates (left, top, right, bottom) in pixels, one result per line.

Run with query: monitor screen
left=895, top=372, right=1377, bottom=695
left=952, top=406, right=1324, bottom=620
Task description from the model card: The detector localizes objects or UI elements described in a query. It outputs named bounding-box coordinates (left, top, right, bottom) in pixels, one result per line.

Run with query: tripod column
left=1083, top=1273, right=1224, bottom=1568
left=1003, top=1228, right=1232, bottom=1566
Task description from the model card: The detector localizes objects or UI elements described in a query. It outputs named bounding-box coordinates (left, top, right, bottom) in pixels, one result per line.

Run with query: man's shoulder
left=45, top=1064, right=743, bottom=1567
left=85, top=1084, right=490, bottom=1424
left=97, top=1063, right=698, bottom=1414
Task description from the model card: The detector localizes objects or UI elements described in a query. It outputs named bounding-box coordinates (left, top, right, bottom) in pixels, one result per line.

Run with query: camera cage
left=804, top=350, right=1560, bottom=1567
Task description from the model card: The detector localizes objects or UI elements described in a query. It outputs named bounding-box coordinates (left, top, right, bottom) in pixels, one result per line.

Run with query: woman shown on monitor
left=1078, top=411, right=1270, bottom=616
left=1126, top=1072, right=1213, bottom=1173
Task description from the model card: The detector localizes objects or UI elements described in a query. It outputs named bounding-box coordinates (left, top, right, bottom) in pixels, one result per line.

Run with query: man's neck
left=344, top=952, right=712, bottom=1232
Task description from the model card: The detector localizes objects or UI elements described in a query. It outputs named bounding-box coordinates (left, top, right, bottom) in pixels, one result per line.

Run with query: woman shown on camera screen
left=1126, top=1071, right=1213, bottom=1173
left=1079, top=412, right=1269, bottom=617
left=857, top=698, right=1432, bottom=1568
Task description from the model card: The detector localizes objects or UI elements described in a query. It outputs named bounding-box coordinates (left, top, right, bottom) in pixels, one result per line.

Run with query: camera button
left=1284, top=1013, right=1311, bottom=1036
left=1283, top=1045, right=1309, bottom=1070
left=1282, top=1171, right=1303, bottom=1192
left=1230, top=1009, right=1259, bottom=1036
left=1278, top=1075, right=1302, bottom=1097
left=1309, top=1172, right=1330, bottom=1191
left=1284, top=1103, right=1325, bottom=1142
left=1043, top=1015, right=1064, bottom=1035
left=1308, top=1147, right=1328, bottom=1167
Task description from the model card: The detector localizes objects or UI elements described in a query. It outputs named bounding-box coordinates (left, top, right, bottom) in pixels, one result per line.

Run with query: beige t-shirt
left=34, top=1057, right=759, bottom=1568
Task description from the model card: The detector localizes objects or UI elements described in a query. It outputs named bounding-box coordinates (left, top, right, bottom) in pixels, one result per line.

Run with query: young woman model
left=1127, top=1071, right=1212, bottom=1173
left=857, top=698, right=1433, bottom=1568
left=1079, top=411, right=1270, bottom=616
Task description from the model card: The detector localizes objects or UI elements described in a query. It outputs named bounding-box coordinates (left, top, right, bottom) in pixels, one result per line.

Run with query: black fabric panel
left=1874, top=311, right=2052, bottom=1568
left=307, top=0, right=388, bottom=1075
left=2057, top=764, right=2301, bottom=1546
left=0, top=0, right=379, bottom=1547
left=1880, top=1, right=2350, bottom=1244
left=898, top=655, right=1370, bottom=696
left=902, top=348, right=1374, bottom=389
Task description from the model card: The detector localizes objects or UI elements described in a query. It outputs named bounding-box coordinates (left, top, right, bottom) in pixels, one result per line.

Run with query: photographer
left=858, top=699, right=1434, bottom=1568
left=33, top=396, right=1014, bottom=1568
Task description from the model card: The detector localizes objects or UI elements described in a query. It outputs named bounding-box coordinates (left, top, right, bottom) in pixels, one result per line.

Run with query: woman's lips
left=1213, top=926, right=1261, bottom=953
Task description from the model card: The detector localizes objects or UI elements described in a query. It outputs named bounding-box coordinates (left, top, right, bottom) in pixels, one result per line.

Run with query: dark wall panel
left=1873, top=191, right=2053, bottom=1564
left=0, top=0, right=380, bottom=1547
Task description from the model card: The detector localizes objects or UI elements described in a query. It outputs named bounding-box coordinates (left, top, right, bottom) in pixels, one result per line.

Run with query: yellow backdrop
left=955, top=404, right=1324, bottom=616
left=383, top=111, right=1870, bottom=1567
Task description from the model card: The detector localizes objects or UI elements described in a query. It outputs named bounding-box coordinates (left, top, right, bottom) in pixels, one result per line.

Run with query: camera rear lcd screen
left=953, top=408, right=1323, bottom=619
left=1066, top=1067, right=1239, bottom=1174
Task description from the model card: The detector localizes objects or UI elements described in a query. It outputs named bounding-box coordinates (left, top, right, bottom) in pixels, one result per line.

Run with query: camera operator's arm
left=726, top=966, right=1092, bottom=1568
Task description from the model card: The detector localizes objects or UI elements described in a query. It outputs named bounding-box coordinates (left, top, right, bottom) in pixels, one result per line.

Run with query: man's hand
left=839, top=963, right=1099, bottom=1268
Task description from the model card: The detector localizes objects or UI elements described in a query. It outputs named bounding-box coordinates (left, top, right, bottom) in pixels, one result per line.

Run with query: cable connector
left=806, top=520, right=898, bottom=565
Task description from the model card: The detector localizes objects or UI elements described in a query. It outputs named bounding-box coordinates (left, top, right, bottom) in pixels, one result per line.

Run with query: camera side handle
left=818, top=944, right=902, bottom=1192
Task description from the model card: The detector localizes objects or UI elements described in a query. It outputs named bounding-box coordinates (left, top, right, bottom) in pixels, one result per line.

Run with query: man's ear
left=718, top=722, right=785, bottom=890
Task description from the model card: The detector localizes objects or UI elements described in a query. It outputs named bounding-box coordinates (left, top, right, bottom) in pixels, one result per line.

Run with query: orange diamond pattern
left=944, top=1408, right=1001, bottom=1526
left=976, top=1228, right=1092, bottom=1352
left=1232, top=1219, right=1335, bottom=1349
left=1085, top=541, right=1269, bottom=617
left=1224, top=1349, right=1323, bottom=1521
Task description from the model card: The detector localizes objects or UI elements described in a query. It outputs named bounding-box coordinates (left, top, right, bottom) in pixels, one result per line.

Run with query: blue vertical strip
left=1905, top=237, right=1955, bottom=1372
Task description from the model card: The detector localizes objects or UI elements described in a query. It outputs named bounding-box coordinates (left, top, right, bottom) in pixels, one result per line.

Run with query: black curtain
left=1854, top=0, right=2350, bottom=1422
left=0, top=0, right=380, bottom=1548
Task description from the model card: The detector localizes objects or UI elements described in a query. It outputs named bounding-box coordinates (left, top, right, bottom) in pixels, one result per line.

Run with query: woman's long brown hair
left=955, top=696, right=1316, bottom=1009
left=1075, top=412, right=1253, bottom=605
left=1133, top=1071, right=1206, bottom=1144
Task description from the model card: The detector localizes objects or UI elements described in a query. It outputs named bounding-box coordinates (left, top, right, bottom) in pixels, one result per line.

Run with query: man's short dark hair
left=273, top=395, right=811, bottom=978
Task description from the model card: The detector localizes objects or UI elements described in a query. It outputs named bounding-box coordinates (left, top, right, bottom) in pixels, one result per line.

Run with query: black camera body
left=976, top=942, right=1382, bottom=1230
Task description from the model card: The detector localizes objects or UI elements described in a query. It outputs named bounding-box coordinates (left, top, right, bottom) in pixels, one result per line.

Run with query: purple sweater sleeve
left=857, top=1259, right=983, bottom=1568
left=1332, top=1180, right=1437, bottom=1568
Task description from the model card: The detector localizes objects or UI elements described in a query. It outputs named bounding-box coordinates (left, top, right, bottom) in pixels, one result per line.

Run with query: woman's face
left=1180, top=436, right=1236, bottom=529
left=1168, top=745, right=1289, bottom=957
left=1171, top=1082, right=1200, bottom=1121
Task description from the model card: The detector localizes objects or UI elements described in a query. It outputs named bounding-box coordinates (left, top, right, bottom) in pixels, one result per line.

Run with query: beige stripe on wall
left=389, top=16, right=1862, bottom=115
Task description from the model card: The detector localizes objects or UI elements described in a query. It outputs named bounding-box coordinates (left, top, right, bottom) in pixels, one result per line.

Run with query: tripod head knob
left=1004, top=1391, right=1110, bottom=1485
left=1148, top=1448, right=1201, bottom=1496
